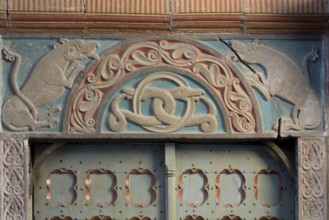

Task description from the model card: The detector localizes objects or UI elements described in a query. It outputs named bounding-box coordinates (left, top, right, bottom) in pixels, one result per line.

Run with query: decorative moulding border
left=298, top=137, right=327, bottom=220
left=0, top=138, right=30, bottom=220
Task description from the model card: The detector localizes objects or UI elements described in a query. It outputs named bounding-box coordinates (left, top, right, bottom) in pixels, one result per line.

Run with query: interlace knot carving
left=109, top=72, right=218, bottom=133
left=69, top=39, right=259, bottom=134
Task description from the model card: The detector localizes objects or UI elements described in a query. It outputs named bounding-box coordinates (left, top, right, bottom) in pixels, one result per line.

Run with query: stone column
left=298, top=137, right=327, bottom=220
left=0, top=138, right=30, bottom=220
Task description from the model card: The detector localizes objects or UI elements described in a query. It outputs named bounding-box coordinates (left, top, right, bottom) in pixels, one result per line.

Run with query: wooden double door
left=34, top=143, right=295, bottom=220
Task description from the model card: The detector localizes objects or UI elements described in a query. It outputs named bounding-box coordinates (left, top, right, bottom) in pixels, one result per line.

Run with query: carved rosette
left=68, top=39, right=261, bottom=134
left=299, top=138, right=326, bottom=220
left=1, top=139, right=28, bottom=220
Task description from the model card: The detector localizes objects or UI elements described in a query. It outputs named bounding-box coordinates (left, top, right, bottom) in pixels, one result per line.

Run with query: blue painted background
left=1, top=37, right=324, bottom=133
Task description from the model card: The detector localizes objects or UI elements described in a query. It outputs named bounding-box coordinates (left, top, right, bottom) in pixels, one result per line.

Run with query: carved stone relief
left=2, top=39, right=100, bottom=131
left=231, top=40, right=322, bottom=133
left=1, top=38, right=324, bottom=136
left=299, top=138, right=327, bottom=220
left=68, top=39, right=262, bottom=134
left=0, top=139, right=29, bottom=220
left=108, top=72, right=218, bottom=133
left=0, top=37, right=327, bottom=220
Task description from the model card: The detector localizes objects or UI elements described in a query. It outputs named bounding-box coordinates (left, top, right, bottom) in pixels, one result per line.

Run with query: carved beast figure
left=231, top=40, right=322, bottom=131
left=2, top=39, right=100, bottom=131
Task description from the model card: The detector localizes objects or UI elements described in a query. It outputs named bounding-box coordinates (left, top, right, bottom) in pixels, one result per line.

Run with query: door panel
left=34, top=143, right=295, bottom=220
left=175, top=144, right=295, bottom=220
left=34, top=143, right=165, bottom=220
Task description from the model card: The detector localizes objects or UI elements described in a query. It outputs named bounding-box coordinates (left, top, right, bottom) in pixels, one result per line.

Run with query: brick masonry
left=5, top=0, right=328, bottom=14
left=0, top=0, right=326, bottom=33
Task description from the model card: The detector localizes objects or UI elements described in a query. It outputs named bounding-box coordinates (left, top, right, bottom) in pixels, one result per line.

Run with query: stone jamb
left=0, top=138, right=30, bottom=220
left=298, top=137, right=327, bottom=220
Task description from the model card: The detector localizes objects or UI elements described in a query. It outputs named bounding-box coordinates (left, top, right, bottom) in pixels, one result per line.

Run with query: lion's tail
left=3, top=48, right=22, bottom=96
left=3, top=48, right=37, bottom=118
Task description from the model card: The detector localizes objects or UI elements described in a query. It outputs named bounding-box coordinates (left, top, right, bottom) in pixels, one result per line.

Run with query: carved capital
left=0, top=138, right=29, bottom=220
left=298, top=137, right=327, bottom=220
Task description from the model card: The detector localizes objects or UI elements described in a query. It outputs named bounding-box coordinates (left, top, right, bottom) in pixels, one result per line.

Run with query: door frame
left=0, top=137, right=326, bottom=220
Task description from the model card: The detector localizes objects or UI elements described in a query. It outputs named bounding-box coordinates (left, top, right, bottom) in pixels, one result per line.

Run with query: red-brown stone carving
left=68, top=39, right=261, bottom=134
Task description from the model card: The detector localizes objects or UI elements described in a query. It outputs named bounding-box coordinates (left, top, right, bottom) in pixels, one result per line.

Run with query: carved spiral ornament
left=68, top=39, right=260, bottom=134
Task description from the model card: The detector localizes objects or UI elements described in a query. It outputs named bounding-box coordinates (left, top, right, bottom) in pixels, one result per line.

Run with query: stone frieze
left=1, top=37, right=324, bottom=137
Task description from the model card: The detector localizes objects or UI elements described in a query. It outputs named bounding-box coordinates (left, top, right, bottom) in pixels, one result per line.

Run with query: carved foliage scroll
left=68, top=40, right=259, bottom=134
left=299, top=138, right=326, bottom=220
left=1, top=139, right=28, bottom=220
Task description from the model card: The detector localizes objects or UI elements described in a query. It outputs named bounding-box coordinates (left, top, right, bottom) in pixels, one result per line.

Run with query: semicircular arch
left=64, top=37, right=264, bottom=136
